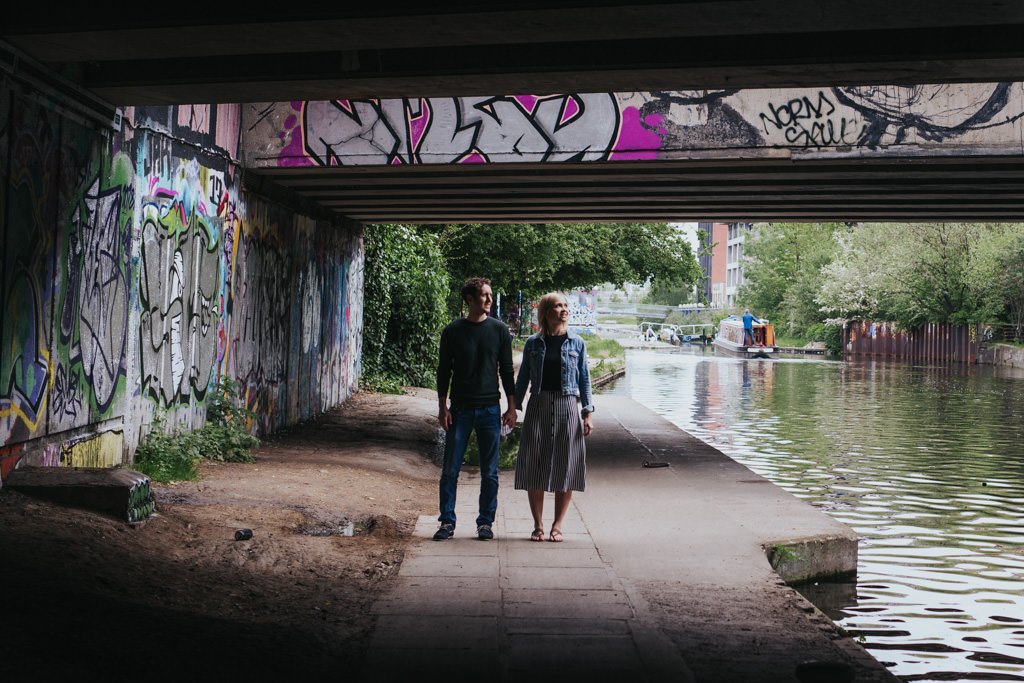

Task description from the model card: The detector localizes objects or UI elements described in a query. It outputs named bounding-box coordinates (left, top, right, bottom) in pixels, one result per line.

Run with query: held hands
left=502, top=407, right=517, bottom=430
left=582, top=414, right=593, bottom=437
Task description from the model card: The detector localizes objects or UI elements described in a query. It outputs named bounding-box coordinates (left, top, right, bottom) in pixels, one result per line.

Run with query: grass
left=774, top=335, right=809, bottom=348
left=585, top=336, right=625, bottom=359
left=592, top=359, right=624, bottom=378
left=768, top=543, right=801, bottom=569
left=599, top=315, right=639, bottom=325
left=360, top=372, right=406, bottom=395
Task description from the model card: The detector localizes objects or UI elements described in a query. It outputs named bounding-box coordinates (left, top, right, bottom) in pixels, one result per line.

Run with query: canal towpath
left=359, top=395, right=899, bottom=683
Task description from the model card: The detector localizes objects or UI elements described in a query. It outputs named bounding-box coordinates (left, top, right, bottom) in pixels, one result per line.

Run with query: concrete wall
left=243, top=84, right=1024, bottom=167
left=978, top=344, right=1024, bottom=369
left=0, top=88, right=363, bottom=483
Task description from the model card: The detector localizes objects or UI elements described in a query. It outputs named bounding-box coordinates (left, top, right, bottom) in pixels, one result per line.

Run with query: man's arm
left=437, top=327, right=452, bottom=430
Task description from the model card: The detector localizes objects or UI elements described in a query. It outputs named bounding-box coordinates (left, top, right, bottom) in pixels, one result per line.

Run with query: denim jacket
left=515, top=331, right=595, bottom=415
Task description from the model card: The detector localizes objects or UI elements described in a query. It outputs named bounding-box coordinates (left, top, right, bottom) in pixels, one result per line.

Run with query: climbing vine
left=362, top=224, right=450, bottom=390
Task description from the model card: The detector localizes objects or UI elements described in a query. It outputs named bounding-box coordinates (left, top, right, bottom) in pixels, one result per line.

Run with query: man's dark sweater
left=437, top=317, right=514, bottom=407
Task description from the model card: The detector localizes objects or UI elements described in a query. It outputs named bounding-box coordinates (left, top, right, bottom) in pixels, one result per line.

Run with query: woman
left=514, top=292, right=594, bottom=542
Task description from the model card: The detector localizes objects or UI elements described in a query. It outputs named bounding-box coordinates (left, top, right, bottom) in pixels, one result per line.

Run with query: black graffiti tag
left=759, top=91, right=858, bottom=148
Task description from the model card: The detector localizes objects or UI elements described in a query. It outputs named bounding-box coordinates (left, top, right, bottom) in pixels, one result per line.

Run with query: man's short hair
left=461, top=277, right=491, bottom=303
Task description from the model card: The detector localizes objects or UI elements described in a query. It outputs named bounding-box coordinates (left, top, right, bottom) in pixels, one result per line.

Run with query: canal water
left=601, top=346, right=1024, bottom=682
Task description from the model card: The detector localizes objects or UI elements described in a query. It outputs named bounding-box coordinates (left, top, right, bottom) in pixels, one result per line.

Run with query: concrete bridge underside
left=6, top=5, right=1024, bottom=222
left=5, top=2, right=1024, bottom=104
left=246, top=157, right=1024, bottom=223
left=240, top=87, right=1024, bottom=222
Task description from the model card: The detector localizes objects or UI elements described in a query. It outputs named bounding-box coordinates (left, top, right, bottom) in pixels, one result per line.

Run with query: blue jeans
left=743, top=328, right=755, bottom=345
left=439, top=403, right=501, bottom=527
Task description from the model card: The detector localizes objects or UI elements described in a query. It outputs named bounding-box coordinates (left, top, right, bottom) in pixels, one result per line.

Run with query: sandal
left=548, top=527, right=564, bottom=543
left=530, top=528, right=545, bottom=542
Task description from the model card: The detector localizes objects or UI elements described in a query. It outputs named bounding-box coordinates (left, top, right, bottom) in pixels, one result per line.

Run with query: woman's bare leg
left=528, top=489, right=545, bottom=534
left=550, top=490, right=573, bottom=540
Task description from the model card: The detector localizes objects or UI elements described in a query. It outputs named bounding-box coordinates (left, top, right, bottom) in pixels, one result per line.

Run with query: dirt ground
left=0, top=389, right=443, bottom=682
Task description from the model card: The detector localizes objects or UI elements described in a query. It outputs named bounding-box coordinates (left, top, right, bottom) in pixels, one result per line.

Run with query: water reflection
left=603, top=348, right=1024, bottom=682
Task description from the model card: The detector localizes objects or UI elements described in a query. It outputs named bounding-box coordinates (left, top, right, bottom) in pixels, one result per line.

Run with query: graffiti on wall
left=251, top=83, right=1024, bottom=167
left=655, top=84, right=1024, bottom=151
left=53, top=149, right=135, bottom=431
left=59, top=430, right=124, bottom=468
left=226, top=205, right=362, bottom=434
left=138, top=158, right=224, bottom=406
left=830, top=84, right=1022, bottom=146
left=264, top=93, right=666, bottom=167
left=2, top=91, right=365, bottom=481
left=756, top=90, right=859, bottom=148
left=232, top=216, right=292, bottom=431
left=1, top=103, right=59, bottom=445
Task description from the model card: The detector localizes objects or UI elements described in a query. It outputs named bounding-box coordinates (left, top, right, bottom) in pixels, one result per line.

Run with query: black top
left=437, top=317, right=515, bottom=407
left=541, top=334, right=567, bottom=391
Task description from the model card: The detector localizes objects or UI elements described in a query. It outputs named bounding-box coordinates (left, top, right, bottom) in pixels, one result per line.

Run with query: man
left=742, top=308, right=762, bottom=346
left=435, top=277, right=517, bottom=541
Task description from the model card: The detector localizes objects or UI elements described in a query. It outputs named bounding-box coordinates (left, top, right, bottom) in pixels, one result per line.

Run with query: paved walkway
left=360, top=397, right=899, bottom=683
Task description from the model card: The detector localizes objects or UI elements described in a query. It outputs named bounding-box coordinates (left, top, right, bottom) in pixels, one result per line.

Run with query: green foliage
left=769, top=544, right=801, bottom=568
left=662, top=310, right=715, bottom=328
left=646, top=277, right=696, bottom=306
left=133, top=378, right=260, bottom=483
left=805, top=322, right=843, bottom=355
left=739, top=221, right=1024, bottom=342
left=592, top=358, right=624, bottom=379
left=584, top=336, right=625, bottom=359
left=360, top=373, right=406, bottom=395
left=363, top=224, right=450, bottom=388
left=599, top=315, right=639, bottom=325
left=434, top=222, right=700, bottom=305
left=818, top=223, right=987, bottom=328
left=133, top=417, right=200, bottom=482
left=968, top=224, right=1024, bottom=340
left=463, top=425, right=521, bottom=470
left=739, top=222, right=847, bottom=337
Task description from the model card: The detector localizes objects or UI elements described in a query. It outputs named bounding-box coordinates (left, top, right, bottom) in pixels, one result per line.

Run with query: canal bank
left=362, top=395, right=897, bottom=682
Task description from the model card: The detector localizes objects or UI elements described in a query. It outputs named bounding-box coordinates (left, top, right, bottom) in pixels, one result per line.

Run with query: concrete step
left=4, top=466, right=155, bottom=523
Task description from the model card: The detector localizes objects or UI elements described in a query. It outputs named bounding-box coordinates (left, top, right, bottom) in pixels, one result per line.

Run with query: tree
left=362, top=224, right=450, bottom=388
left=739, top=222, right=846, bottom=337
left=818, top=223, right=985, bottom=329
left=436, top=222, right=700, bottom=307
left=969, top=224, right=1024, bottom=340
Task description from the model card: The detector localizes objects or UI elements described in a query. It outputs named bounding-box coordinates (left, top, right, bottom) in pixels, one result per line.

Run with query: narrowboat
left=713, top=315, right=778, bottom=358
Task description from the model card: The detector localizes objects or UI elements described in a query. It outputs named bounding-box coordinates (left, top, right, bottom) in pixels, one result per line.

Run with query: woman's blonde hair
left=537, top=292, right=569, bottom=336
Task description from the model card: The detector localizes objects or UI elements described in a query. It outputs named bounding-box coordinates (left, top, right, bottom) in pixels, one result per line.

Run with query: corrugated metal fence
left=843, top=321, right=981, bottom=364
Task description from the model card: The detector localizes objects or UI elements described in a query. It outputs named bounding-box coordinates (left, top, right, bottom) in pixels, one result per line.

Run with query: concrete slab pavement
left=360, top=396, right=899, bottom=683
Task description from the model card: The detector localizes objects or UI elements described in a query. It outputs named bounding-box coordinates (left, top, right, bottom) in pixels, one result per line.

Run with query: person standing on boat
left=514, top=292, right=594, bottom=543
left=742, top=309, right=762, bottom=346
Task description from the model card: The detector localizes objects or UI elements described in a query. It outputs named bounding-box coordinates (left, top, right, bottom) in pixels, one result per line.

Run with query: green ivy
left=362, top=225, right=450, bottom=389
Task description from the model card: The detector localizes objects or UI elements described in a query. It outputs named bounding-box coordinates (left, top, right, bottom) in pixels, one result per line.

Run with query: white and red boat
left=713, top=315, right=778, bottom=358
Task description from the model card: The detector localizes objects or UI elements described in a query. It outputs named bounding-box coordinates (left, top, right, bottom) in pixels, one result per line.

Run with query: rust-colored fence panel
left=843, top=321, right=981, bottom=364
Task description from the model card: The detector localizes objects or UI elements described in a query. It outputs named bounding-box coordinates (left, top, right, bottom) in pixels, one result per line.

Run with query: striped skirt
left=514, top=391, right=587, bottom=492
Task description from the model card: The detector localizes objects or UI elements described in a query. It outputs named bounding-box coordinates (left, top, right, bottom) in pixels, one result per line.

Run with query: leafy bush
left=463, top=425, right=521, bottom=471
left=133, top=378, right=261, bottom=482
left=363, top=225, right=450, bottom=388
left=804, top=322, right=843, bottom=355
left=133, top=419, right=201, bottom=482
left=360, top=372, right=406, bottom=395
